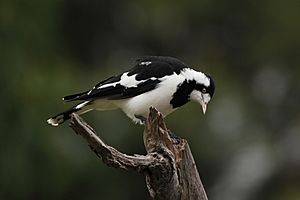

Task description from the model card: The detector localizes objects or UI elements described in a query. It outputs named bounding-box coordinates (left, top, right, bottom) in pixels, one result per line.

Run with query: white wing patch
left=119, top=73, right=142, bottom=87
left=140, top=61, right=152, bottom=66
left=97, top=72, right=155, bottom=89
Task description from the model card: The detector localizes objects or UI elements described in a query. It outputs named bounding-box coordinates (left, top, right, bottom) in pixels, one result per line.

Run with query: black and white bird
left=47, top=56, right=215, bottom=126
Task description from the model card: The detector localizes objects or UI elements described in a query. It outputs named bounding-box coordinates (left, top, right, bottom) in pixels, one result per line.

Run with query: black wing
left=63, top=56, right=187, bottom=101
left=62, top=75, right=122, bottom=102
left=131, top=56, right=187, bottom=80
left=85, top=79, right=161, bottom=100
left=63, top=79, right=161, bottom=101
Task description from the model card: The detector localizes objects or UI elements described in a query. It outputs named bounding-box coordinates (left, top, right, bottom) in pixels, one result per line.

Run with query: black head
left=202, top=74, right=215, bottom=98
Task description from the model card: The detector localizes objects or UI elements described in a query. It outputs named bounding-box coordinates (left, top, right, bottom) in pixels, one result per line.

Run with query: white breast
left=117, top=73, right=185, bottom=122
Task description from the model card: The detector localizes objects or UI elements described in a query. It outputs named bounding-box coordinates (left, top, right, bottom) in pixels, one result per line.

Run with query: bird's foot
left=134, top=115, right=146, bottom=125
left=168, top=131, right=181, bottom=144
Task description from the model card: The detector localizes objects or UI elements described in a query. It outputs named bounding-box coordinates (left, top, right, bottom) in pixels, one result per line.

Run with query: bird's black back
left=129, top=56, right=188, bottom=80
left=63, top=56, right=189, bottom=101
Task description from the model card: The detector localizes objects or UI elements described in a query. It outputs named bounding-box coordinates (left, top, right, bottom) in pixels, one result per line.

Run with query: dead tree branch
left=69, top=107, right=208, bottom=200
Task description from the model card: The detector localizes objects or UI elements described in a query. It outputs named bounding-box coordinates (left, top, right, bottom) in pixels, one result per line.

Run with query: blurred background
left=1, top=0, right=300, bottom=199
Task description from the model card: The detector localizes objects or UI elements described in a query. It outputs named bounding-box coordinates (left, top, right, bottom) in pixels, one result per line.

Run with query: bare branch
left=70, top=113, right=155, bottom=171
left=68, top=107, right=208, bottom=200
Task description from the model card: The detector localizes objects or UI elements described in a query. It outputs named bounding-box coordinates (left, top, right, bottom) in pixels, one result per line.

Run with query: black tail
left=62, top=91, right=89, bottom=102
left=47, top=101, right=92, bottom=126
left=47, top=107, right=80, bottom=126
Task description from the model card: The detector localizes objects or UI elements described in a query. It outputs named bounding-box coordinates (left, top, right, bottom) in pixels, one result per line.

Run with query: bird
left=47, top=56, right=215, bottom=126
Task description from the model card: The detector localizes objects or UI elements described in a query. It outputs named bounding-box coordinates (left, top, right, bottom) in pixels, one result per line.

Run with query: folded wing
left=62, top=56, right=187, bottom=102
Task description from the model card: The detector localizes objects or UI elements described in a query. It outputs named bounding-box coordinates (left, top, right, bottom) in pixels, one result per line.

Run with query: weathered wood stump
left=69, top=107, right=208, bottom=200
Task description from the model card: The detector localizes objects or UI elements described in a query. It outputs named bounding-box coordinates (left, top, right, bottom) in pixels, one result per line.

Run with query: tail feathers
left=47, top=107, right=81, bottom=126
left=62, top=91, right=89, bottom=102
left=47, top=101, right=92, bottom=126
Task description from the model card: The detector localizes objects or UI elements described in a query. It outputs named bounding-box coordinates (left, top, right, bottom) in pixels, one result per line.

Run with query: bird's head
left=189, top=72, right=215, bottom=114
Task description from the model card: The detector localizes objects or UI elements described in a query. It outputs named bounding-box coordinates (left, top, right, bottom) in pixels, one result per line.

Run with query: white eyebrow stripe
left=180, top=68, right=210, bottom=86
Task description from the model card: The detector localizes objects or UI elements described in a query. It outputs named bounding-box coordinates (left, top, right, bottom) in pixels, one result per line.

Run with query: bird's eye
left=202, top=88, right=207, bottom=93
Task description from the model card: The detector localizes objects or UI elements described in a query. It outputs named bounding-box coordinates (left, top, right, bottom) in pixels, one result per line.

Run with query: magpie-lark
left=47, top=56, right=215, bottom=126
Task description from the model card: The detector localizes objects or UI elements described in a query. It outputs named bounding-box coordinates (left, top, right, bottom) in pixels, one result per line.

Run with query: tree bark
left=69, top=107, right=208, bottom=200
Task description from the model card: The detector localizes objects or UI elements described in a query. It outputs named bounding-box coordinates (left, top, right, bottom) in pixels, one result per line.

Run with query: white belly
left=117, top=74, right=184, bottom=122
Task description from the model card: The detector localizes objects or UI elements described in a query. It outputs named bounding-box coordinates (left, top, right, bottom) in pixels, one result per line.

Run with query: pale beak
left=201, top=103, right=207, bottom=115
left=192, top=92, right=210, bottom=115
left=200, top=94, right=208, bottom=115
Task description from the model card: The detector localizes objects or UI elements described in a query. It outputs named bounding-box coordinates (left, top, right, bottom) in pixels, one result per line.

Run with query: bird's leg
left=134, top=115, right=147, bottom=125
